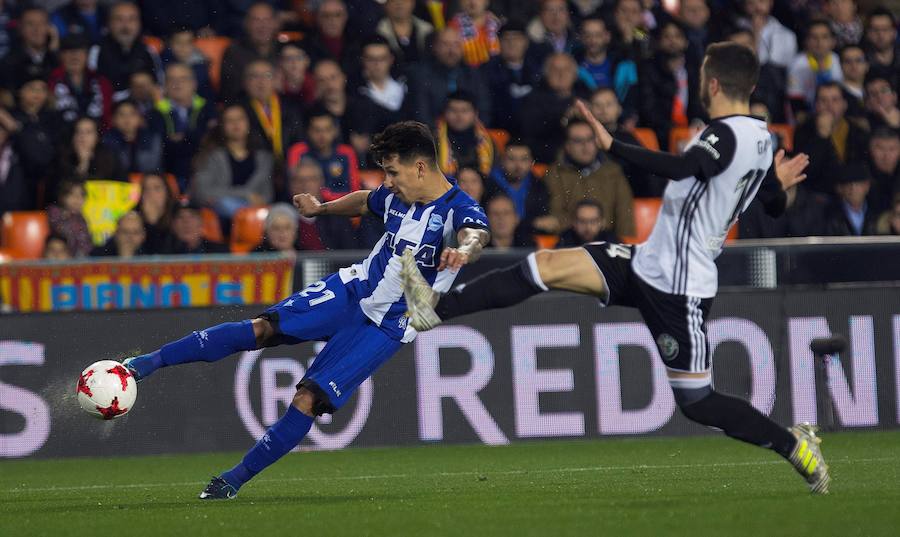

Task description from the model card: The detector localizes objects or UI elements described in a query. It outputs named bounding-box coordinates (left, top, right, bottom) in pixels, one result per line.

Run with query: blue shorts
left=259, top=273, right=403, bottom=413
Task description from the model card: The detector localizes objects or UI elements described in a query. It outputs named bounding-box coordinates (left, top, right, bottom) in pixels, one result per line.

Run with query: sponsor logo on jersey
left=696, top=139, right=720, bottom=160
left=389, top=209, right=407, bottom=218
left=427, top=213, right=444, bottom=232
left=329, top=161, right=344, bottom=178
left=656, top=333, right=679, bottom=361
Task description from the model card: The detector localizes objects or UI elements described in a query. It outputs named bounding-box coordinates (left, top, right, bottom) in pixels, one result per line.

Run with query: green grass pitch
left=2, top=431, right=899, bottom=536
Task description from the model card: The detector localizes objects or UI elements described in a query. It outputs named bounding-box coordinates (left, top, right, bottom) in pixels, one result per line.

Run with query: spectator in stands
left=376, top=0, right=433, bottom=68
left=287, top=158, right=358, bottom=249
left=312, top=59, right=369, bottom=156
left=0, top=6, right=58, bottom=91
left=868, top=127, right=900, bottom=213
left=412, top=28, right=491, bottom=127
left=825, top=161, right=879, bottom=235
left=726, top=27, right=788, bottom=123
left=449, top=0, right=501, bottom=67
left=137, top=173, right=178, bottom=254
left=163, top=204, right=229, bottom=254
left=485, top=139, right=556, bottom=234
left=51, top=0, right=105, bottom=44
left=277, top=41, right=315, bottom=105
left=125, top=70, right=160, bottom=117
left=527, top=0, right=575, bottom=55
left=738, top=184, right=828, bottom=238
left=102, top=99, right=163, bottom=175
left=220, top=2, right=280, bottom=104
left=612, top=0, right=652, bottom=62
left=356, top=36, right=411, bottom=135
left=788, top=20, right=842, bottom=118
left=840, top=44, right=869, bottom=118
left=149, top=63, right=218, bottom=192
left=49, top=33, right=113, bottom=129
left=192, top=104, right=274, bottom=220
left=8, top=76, right=59, bottom=199
left=43, top=234, right=73, bottom=260
left=46, top=180, right=92, bottom=257
left=578, top=17, right=626, bottom=93
left=795, top=81, right=868, bottom=194
left=482, top=20, right=542, bottom=133
left=287, top=108, right=360, bottom=201
left=679, top=0, right=710, bottom=69
left=863, top=7, right=900, bottom=81
left=160, top=27, right=214, bottom=101
left=90, top=210, right=147, bottom=258
left=53, top=117, right=123, bottom=195
left=545, top=119, right=635, bottom=235
left=589, top=87, right=664, bottom=197
left=557, top=199, right=619, bottom=247
left=254, top=202, right=299, bottom=253
left=639, top=20, right=702, bottom=153
left=457, top=166, right=486, bottom=203
left=864, top=70, right=900, bottom=131
left=308, top=0, right=360, bottom=75
left=0, top=118, right=28, bottom=215
left=92, top=2, right=159, bottom=94
left=436, top=90, right=494, bottom=176
left=519, top=52, right=587, bottom=164
left=826, top=0, right=863, bottom=48
left=876, top=192, right=900, bottom=234
left=241, top=60, right=305, bottom=176
left=738, top=0, right=797, bottom=69
left=485, top=194, right=536, bottom=249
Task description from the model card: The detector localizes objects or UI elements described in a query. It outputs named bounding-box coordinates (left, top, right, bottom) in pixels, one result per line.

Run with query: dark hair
left=591, top=86, right=618, bottom=101
left=815, top=81, right=845, bottom=101
left=43, top=233, right=70, bottom=254
left=57, top=179, right=85, bottom=200
left=839, top=43, right=865, bottom=57
left=871, top=126, right=900, bottom=141
left=864, top=66, right=895, bottom=88
left=804, top=19, right=833, bottom=40
left=194, top=104, right=255, bottom=170
left=138, top=173, right=178, bottom=230
left=506, top=137, right=532, bottom=151
left=445, top=89, right=477, bottom=110
left=112, top=98, right=139, bottom=114
left=703, top=42, right=759, bottom=102
left=580, top=16, right=608, bottom=31
left=867, top=6, right=897, bottom=27
left=370, top=121, right=438, bottom=167
left=306, top=105, right=337, bottom=126
left=566, top=118, right=593, bottom=135
left=361, top=35, right=392, bottom=52
left=574, top=199, right=604, bottom=218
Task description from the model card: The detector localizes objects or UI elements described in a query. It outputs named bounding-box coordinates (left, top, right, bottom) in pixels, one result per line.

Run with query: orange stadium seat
left=622, top=197, right=662, bottom=245
left=143, top=35, right=164, bottom=54
left=0, top=248, right=13, bottom=263
left=195, top=36, right=232, bottom=92
left=532, top=163, right=548, bottom=178
left=487, top=129, right=510, bottom=154
left=278, top=31, right=305, bottom=43
left=631, top=128, right=660, bottom=151
left=668, top=127, right=692, bottom=153
left=769, top=123, right=794, bottom=152
left=726, top=223, right=739, bottom=243
left=534, top=234, right=559, bottom=249
left=230, top=206, right=269, bottom=253
left=359, top=169, right=385, bottom=189
left=201, top=208, right=224, bottom=243
left=1, top=211, right=50, bottom=259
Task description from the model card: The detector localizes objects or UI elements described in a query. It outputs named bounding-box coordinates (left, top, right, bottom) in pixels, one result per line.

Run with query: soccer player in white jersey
left=122, top=122, right=490, bottom=499
left=402, top=42, right=831, bottom=493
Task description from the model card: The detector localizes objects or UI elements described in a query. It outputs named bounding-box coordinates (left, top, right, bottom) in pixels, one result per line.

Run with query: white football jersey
left=632, top=115, right=775, bottom=297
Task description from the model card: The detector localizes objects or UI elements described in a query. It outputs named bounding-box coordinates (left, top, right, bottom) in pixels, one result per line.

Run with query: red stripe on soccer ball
left=96, top=397, right=128, bottom=420
left=76, top=369, right=94, bottom=397
left=106, top=364, right=132, bottom=392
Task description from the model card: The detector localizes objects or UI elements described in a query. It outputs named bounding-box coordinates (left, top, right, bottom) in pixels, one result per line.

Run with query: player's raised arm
left=293, top=189, right=371, bottom=217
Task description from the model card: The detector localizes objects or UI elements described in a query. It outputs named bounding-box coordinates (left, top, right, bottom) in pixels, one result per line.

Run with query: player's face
left=380, top=155, right=423, bottom=204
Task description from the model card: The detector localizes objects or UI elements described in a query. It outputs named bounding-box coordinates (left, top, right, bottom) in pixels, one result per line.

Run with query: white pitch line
left=1, top=456, right=892, bottom=495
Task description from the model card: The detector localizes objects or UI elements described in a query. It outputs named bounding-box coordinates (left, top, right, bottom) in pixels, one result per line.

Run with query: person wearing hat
left=481, top=19, right=543, bottom=133
left=824, top=161, right=880, bottom=236
left=48, top=32, right=114, bottom=129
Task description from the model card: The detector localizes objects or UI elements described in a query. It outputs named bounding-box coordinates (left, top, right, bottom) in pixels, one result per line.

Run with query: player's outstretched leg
left=672, top=381, right=830, bottom=494
left=122, top=319, right=260, bottom=381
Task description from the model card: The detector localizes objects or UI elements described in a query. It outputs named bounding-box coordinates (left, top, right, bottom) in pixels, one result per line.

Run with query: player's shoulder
left=445, top=185, right=483, bottom=210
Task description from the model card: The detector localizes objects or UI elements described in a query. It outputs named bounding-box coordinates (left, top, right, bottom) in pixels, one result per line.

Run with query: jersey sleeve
left=452, top=203, right=489, bottom=231
left=756, top=164, right=788, bottom=217
left=366, top=185, right=391, bottom=219
left=682, top=122, right=737, bottom=182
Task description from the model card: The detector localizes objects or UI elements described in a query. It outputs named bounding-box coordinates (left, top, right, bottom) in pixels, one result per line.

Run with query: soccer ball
left=76, top=360, right=138, bottom=420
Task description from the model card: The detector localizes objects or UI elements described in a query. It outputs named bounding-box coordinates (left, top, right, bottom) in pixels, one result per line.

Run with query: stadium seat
left=623, top=197, right=662, bottom=244
left=0, top=248, right=13, bottom=263
left=487, top=129, right=510, bottom=154
left=142, top=35, right=164, bottom=54
left=1, top=211, right=50, bottom=260
left=359, top=169, right=385, bottom=189
left=534, top=234, right=559, bottom=249
left=277, top=31, right=305, bottom=43
left=230, top=206, right=269, bottom=253
left=201, top=208, right=224, bottom=243
left=726, top=223, right=739, bottom=243
left=195, top=36, right=231, bottom=92
left=668, top=127, right=693, bottom=153
left=631, top=128, right=660, bottom=151
left=532, top=163, right=548, bottom=178
left=769, top=123, right=794, bottom=152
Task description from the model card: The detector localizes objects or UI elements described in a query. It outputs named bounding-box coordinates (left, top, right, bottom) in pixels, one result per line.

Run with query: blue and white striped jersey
left=338, top=183, right=488, bottom=342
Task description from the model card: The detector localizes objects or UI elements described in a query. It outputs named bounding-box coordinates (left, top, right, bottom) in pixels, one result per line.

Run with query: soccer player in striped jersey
left=123, top=122, right=490, bottom=499
left=402, top=42, right=831, bottom=493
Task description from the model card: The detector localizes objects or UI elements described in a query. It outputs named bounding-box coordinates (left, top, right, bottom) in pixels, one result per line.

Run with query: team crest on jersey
left=427, top=213, right=444, bottom=231
left=329, top=161, right=344, bottom=178
left=656, top=333, right=679, bottom=360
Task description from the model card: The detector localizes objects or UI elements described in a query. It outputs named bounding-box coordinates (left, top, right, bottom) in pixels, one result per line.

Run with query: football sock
left=675, top=387, right=797, bottom=458
left=221, top=405, right=314, bottom=489
left=128, top=321, right=257, bottom=378
left=436, top=254, right=547, bottom=320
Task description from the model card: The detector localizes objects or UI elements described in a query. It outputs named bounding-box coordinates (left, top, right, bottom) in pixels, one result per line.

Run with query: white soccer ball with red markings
left=76, top=360, right=138, bottom=420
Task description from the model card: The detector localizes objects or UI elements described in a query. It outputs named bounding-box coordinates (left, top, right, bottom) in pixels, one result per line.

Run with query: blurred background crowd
left=1, top=0, right=899, bottom=262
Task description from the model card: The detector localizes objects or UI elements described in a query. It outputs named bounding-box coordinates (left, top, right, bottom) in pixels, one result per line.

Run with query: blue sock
left=221, top=405, right=314, bottom=489
left=128, top=321, right=257, bottom=378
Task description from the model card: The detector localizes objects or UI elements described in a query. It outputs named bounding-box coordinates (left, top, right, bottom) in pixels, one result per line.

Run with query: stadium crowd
left=1, top=0, right=900, bottom=261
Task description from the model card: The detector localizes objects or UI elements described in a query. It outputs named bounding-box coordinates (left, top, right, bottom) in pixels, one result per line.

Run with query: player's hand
left=438, top=247, right=470, bottom=271
left=293, top=193, right=322, bottom=217
left=774, top=149, right=809, bottom=191
left=575, top=100, right=614, bottom=151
